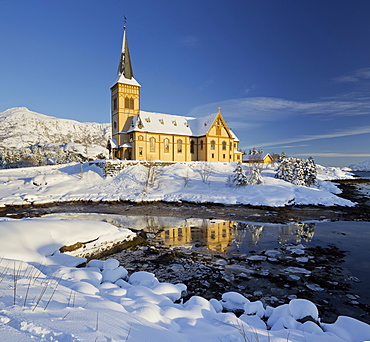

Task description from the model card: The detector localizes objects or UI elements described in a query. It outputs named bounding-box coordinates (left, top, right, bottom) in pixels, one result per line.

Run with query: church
left=110, top=26, right=242, bottom=162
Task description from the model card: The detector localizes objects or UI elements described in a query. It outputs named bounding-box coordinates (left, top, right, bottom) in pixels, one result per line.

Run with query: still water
left=46, top=213, right=370, bottom=303
left=353, top=171, right=370, bottom=179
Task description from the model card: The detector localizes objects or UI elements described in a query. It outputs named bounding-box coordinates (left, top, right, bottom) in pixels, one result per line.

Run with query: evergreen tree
left=275, top=156, right=317, bottom=187
left=229, top=161, right=248, bottom=187
left=275, top=155, right=293, bottom=182
left=292, top=158, right=305, bottom=186
left=248, top=165, right=263, bottom=184
left=303, top=157, right=317, bottom=187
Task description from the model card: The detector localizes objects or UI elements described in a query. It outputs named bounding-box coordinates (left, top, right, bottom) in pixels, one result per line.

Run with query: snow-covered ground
left=349, top=159, right=370, bottom=171
left=0, top=161, right=354, bottom=208
left=1, top=217, right=369, bottom=342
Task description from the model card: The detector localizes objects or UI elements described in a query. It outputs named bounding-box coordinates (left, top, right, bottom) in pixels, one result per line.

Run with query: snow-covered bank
left=0, top=161, right=354, bottom=208
left=0, top=217, right=369, bottom=341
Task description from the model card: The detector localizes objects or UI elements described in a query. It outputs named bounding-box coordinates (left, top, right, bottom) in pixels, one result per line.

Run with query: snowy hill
left=0, top=107, right=111, bottom=149
left=349, top=159, right=370, bottom=171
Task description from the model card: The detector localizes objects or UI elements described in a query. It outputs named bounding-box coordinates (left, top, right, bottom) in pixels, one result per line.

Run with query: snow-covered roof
left=187, top=113, right=218, bottom=137
left=115, top=74, right=141, bottom=87
left=126, top=110, right=240, bottom=141
left=128, top=111, right=194, bottom=136
left=109, top=138, right=118, bottom=149
left=243, top=153, right=271, bottom=162
left=229, top=129, right=239, bottom=142
left=119, top=142, right=132, bottom=148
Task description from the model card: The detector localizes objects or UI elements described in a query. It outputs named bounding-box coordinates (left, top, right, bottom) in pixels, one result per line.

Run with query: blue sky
left=1, top=0, right=370, bottom=167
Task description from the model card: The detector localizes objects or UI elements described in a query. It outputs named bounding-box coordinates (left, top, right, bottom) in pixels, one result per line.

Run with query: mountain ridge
left=0, top=107, right=111, bottom=149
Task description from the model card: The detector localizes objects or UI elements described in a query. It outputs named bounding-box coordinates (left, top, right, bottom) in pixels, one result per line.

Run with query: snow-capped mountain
left=349, top=159, right=370, bottom=171
left=0, top=107, right=111, bottom=149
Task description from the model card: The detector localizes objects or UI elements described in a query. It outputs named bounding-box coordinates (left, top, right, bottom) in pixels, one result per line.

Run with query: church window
left=129, top=98, right=134, bottom=109
left=223, top=154, right=226, bottom=159
left=164, top=139, right=169, bottom=153
left=125, top=97, right=130, bottom=109
left=138, top=135, right=143, bottom=141
left=211, top=153, right=214, bottom=158
left=129, top=134, right=133, bottom=142
left=177, top=139, right=183, bottom=153
left=113, top=98, right=117, bottom=110
left=216, top=127, right=221, bottom=135
left=150, top=137, right=155, bottom=152
left=113, top=121, right=117, bottom=130
left=190, top=140, right=194, bottom=154
left=222, top=141, right=226, bottom=150
left=139, top=147, right=143, bottom=156
left=200, top=140, right=203, bottom=150
left=211, top=140, right=215, bottom=150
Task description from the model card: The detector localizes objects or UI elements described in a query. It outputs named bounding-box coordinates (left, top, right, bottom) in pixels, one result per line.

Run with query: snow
left=0, top=107, right=110, bottom=150
left=349, top=159, right=370, bottom=171
left=0, top=160, right=354, bottom=208
left=0, top=217, right=369, bottom=341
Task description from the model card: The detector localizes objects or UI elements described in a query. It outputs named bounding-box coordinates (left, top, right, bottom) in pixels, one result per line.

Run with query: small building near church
left=243, top=153, right=273, bottom=164
left=110, top=26, right=241, bottom=162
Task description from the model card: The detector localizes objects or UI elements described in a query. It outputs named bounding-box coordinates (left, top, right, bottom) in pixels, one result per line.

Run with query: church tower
left=110, top=24, right=141, bottom=159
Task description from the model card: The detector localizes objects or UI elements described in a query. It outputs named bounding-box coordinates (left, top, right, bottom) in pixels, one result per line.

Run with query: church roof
left=115, top=27, right=140, bottom=87
left=126, top=110, right=239, bottom=141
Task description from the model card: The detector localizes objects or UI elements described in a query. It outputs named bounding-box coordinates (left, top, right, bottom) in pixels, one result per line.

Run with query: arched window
left=129, top=98, right=134, bottom=109
left=211, top=140, right=215, bottom=150
left=164, top=138, right=169, bottom=153
left=222, top=141, right=227, bottom=150
left=200, top=140, right=204, bottom=150
left=150, top=137, right=155, bottom=152
left=138, top=135, right=143, bottom=141
left=125, top=97, right=130, bottom=109
left=190, top=140, right=194, bottom=154
left=177, top=139, right=183, bottom=153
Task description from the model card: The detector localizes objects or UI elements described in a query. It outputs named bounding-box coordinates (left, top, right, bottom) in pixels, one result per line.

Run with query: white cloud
left=241, top=126, right=370, bottom=150
left=189, top=94, right=370, bottom=123
left=333, top=67, right=370, bottom=83
left=298, top=153, right=370, bottom=157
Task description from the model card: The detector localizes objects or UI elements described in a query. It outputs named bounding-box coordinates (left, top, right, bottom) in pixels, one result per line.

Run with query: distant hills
left=0, top=107, right=111, bottom=150
left=349, top=159, right=370, bottom=171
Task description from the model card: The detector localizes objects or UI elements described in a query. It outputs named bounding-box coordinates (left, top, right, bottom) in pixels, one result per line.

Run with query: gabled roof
left=243, top=153, right=271, bottom=162
left=114, top=27, right=140, bottom=87
left=229, top=129, right=239, bottom=142
left=126, top=110, right=239, bottom=141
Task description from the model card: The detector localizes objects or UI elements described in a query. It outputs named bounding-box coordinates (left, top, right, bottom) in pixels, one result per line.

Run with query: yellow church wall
left=130, top=133, right=201, bottom=162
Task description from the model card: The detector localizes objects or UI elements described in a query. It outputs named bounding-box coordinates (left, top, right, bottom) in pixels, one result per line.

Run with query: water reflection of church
left=158, top=221, right=316, bottom=252
left=158, top=220, right=237, bottom=252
